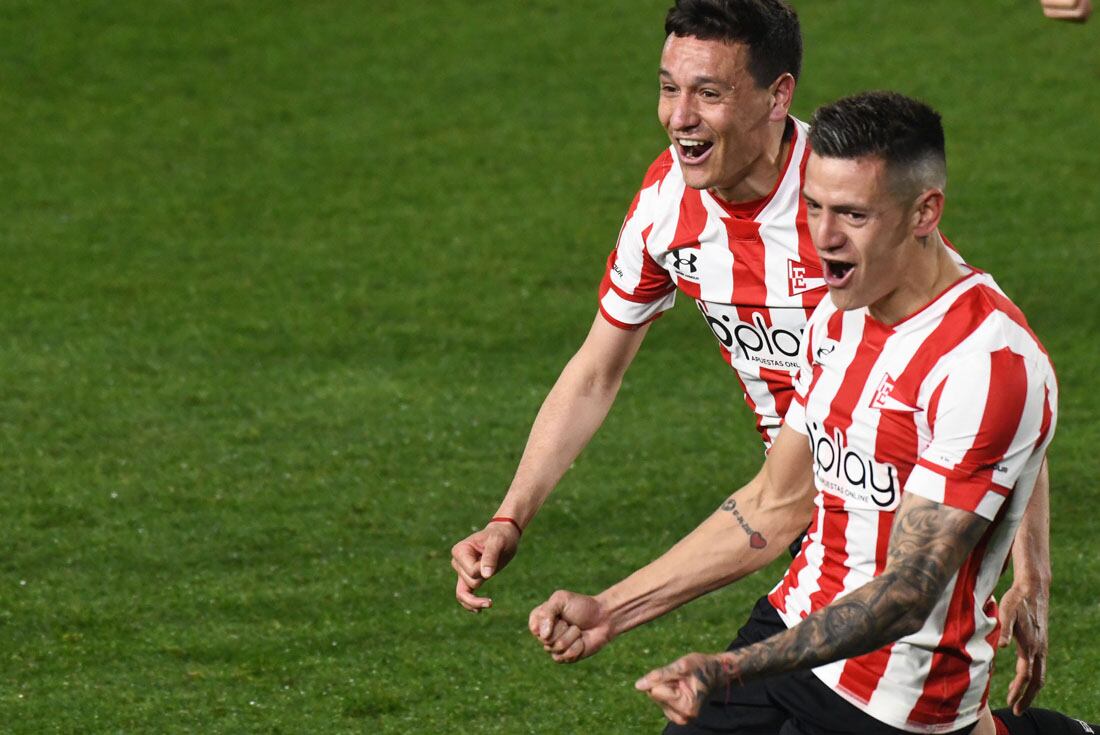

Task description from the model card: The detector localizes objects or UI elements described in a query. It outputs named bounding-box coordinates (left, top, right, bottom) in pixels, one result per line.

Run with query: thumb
left=480, top=535, right=507, bottom=578
left=530, top=594, right=566, bottom=640
left=998, top=600, right=1020, bottom=648
left=635, top=663, right=675, bottom=691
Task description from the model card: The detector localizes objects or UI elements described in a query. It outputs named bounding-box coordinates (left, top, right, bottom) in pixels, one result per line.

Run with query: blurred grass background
left=0, top=0, right=1096, bottom=731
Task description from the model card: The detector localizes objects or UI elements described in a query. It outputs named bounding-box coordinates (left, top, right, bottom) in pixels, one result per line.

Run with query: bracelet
left=490, top=516, right=523, bottom=535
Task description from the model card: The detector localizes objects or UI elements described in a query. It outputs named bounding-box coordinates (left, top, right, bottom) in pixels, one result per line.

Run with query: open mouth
left=677, top=138, right=713, bottom=162
left=822, top=258, right=856, bottom=287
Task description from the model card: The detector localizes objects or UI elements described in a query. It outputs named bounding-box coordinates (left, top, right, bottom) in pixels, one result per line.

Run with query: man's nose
left=669, top=95, right=700, bottom=130
left=813, top=213, right=845, bottom=250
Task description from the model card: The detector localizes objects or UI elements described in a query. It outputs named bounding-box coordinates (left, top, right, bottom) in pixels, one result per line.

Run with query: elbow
left=874, top=603, right=928, bottom=646
left=563, top=355, right=625, bottom=399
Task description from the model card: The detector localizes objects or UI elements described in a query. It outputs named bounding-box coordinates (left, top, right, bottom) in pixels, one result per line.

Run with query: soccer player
left=452, top=0, right=1051, bottom=711
left=530, top=92, right=1095, bottom=735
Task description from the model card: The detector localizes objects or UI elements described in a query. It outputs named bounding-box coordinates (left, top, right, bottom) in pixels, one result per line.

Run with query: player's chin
left=679, top=167, right=715, bottom=192
left=828, top=293, right=865, bottom=313
left=825, top=283, right=867, bottom=312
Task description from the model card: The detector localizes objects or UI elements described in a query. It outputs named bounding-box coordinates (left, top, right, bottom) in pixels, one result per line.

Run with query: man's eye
left=845, top=212, right=867, bottom=223
left=661, top=84, right=678, bottom=94
left=700, top=89, right=719, bottom=99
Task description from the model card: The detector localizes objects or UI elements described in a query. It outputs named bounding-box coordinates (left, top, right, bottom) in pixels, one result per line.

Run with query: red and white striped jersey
left=598, top=118, right=822, bottom=445
left=769, top=268, right=1058, bottom=733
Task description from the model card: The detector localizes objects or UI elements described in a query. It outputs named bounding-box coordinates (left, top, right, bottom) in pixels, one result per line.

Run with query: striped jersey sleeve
left=905, top=347, right=1057, bottom=520
left=597, top=151, right=678, bottom=330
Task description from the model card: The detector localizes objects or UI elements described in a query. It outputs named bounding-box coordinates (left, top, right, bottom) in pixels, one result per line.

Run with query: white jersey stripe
left=599, top=288, right=675, bottom=328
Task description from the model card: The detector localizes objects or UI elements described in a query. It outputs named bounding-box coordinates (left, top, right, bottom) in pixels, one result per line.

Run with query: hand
left=450, top=522, right=520, bottom=612
left=635, top=653, right=725, bottom=726
left=528, top=590, right=613, bottom=662
left=998, top=583, right=1048, bottom=714
left=1041, top=0, right=1092, bottom=21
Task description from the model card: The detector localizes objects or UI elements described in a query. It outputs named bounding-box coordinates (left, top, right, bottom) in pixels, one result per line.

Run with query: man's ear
left=912, top=188, right=945, bottom=238
left=768, top=73, right=796, bottom=122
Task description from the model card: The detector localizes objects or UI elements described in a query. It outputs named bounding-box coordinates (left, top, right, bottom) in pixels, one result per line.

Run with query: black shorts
left=662, top=597, right=977, bottom=735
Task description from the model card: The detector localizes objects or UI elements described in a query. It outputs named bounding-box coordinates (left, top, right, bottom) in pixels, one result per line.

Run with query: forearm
left=707, top=495, right=990, bottom=687
left=715, top=569, right=926, bottom=685
left=1009, top=458, right=1051, bottom=595
left=494, top=358, right=624, bottom=527
left=597, top=478, right=814, bottom=638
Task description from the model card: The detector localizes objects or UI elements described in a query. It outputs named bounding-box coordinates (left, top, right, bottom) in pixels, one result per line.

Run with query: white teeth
left=679, top=139, right=707, bottom=147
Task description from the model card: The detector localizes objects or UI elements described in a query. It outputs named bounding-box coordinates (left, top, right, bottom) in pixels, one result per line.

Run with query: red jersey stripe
left=836, top=508, right=898, bottom=702
left=941, top=349, right=1029, bottom=510
left=907, top=530, right=993, bottom=726
left=806, top=492, right=851, bottom=611
left=768, top=506, right=820, bottom=615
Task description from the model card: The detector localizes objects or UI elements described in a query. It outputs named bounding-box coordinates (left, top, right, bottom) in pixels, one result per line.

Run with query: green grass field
left=1, top=1, right=1097, bottom=732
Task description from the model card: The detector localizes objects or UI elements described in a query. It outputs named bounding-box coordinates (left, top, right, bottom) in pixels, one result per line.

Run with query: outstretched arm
left=451, top=313, right=648, bottom=611
left=637, top=494, right=990, bottom=725
left=1000, top=456, right=1051, bottom=714
left=529, top=424, right=817, bottom=661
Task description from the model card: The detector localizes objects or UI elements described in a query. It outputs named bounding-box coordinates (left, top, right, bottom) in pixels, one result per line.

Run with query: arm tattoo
left=689, top=657, right=725, bottom=709
left=720, top=498, right=767, bottom=549
left=701, top=497, right=989, bottom=693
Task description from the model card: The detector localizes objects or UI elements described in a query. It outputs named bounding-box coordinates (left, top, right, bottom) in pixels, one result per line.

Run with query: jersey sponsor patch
left=696, top=301, right=804, bottom=372
left=806, top=420, right=901, bottom=510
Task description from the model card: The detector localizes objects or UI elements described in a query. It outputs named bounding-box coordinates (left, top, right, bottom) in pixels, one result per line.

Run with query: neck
left=868, top=232, right=966, bottom=325
left=712, top=118, right=790, bottom=203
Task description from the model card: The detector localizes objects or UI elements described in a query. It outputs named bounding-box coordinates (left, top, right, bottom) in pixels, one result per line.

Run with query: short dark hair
left=664, top=0, right=802, bottom=87
left=808, top=91, right=947, bottom=200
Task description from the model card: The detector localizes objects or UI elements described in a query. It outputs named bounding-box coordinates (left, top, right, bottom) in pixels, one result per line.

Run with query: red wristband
left=490, top=516, right=523, bottom=535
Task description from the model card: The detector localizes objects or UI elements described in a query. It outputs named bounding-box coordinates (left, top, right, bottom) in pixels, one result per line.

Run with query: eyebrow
left=802, top=190, right=867, bottom=213
left=658, top=69, right=729, bottom=87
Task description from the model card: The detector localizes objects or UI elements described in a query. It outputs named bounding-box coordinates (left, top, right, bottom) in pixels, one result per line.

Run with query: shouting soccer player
left=530, top=92, right=1097, bottom=735
left=451, top=0, right=1054, bottom=712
